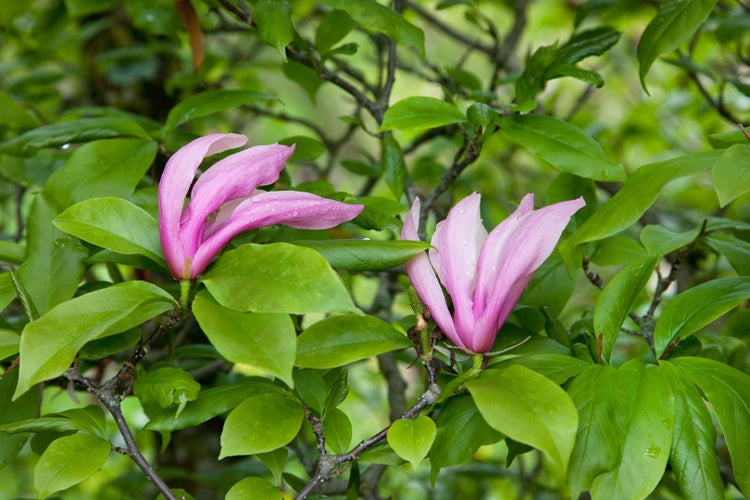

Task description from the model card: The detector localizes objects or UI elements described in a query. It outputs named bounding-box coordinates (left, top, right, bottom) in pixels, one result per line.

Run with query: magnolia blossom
left=402, top=193, right=585, bottom=354
left=159, top=133, right=363, bottom=280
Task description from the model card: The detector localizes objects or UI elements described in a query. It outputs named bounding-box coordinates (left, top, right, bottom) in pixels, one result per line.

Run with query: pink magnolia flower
left=159, top=133, right=363, bottom=280
left=402, top=193, right=585, bottom=354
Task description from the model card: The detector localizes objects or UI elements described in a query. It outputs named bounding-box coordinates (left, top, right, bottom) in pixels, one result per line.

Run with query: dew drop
left=643, top=445, right=660, bottom=458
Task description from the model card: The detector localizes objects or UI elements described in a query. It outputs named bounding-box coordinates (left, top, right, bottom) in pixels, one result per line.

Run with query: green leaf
left=0, top=329, right=20, bottom=360
left=64, top=0, right=119, bottom=16
left=202, top=243, right=357, bottom=314
left=712, top=144, right=750, bottom=207
left=193, top=291, right=295, bottom=387
left=466, top=365, right=578, bottom=474
left=54, top=197, right=165, bottom=266
left=134, top=367, right=200, bottom=418
left=258, top=448, right=287, bottom=485
left=0, top=91, right=40, bottom=128
left=499, top=114, right=624, bottom=181
left=555, top=27, right=621, bottom=66
left=14, top=281, right=177, bottom=399
left=278, top=135, right=326, bottom=161
left=660, top=362, right=723, bottom=500
left=318, top=0, right=425, bottom=55
left=640, top=224, right=701, bottom=256
left=220, top=392, right=303, bottom=457
left=637, top=0, right=717, bottom=91
left=653, top=277, right=750, bottom=358
left=323, top=408, right=352, bottom=454
left=670, top=357, right=750, bottom=496
left=561, top=151, right=722, bottom=262
left=146, top=378, right=282, bottom=432
left=254, top=0, right=294, bottom=61
left=387, top=416, right=436, bottom=467
left=45, top=138, right=157, bottom=210
left=315, top=9, right=356, bottom=55
left=0, top=371, right=38, bottom=468
left=0, top=406, right=105, bottom=437
left=706, top=235, right=750, bottom=275
left=17, top=194, right=87, bottom=317
left=492, top=354, right=591, bottom=385
left=292, top=239, right=430, bottom=271
left=296, top=314, right=411, bottom=369
left=0, top=117, right=148, bottom=156
left=594, top=256, right=658, bottom=362
left=380, top=96, right=465, bottom=132
left=381, top=135, right=406, bottom=200
left=34, top=433, right=111, bottom=499
left=163, top=89, right=276, bottom=134
left=226, top=477, right=283, bottom=500
left=429, top=394, right=502, bottom=483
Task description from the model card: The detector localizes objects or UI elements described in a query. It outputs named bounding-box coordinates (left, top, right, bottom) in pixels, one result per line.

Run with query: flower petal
left=401, top=199, right=464, bottom=349
left=180, top=144, right=295, bottom=258
left=158, top=133, right=248, bottom=279
left=430, top=193, right=487, bottom=348
left=189, top=191, right=363, bottom=279
left=471, top=196, right=585, bottom=353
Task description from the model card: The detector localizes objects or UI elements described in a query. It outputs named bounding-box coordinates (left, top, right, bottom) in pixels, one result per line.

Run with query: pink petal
left=401, top=199, right=464, bottom=349
left=189, top=191, right=363, bottom=279
left=180, top=144, right=295, bottom=258
left=158, top=133, right=248, bottom=279
left=429, top=193, right=487, bottom=348
left=471, top=196, right=585, bottom=353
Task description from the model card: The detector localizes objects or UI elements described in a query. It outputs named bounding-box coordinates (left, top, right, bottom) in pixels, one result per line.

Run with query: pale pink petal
left=471, top=196, right=585, bottom=353
left=430, top=193, right=487, bottom=348
left=180, top=144, right=295, bottom=258
left=158, top=133, right=248, bottom=279
left=401, top=199, right=464, bottom=349
left=189, top=191, right=363, bottom=279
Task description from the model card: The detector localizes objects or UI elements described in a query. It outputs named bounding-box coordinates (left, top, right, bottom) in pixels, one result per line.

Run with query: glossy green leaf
left=14, top=281, right=177, bottom=399
left=79, top=328, right=141, bottom=360
left=17, top=194, right=87, bottom=317
left=555, top=27, right=621, bottom=66
left=499, top=114, right=624, bottom=181
left=226, top=477, right=282, bottom=500
left=164, top=89, right=276, bottom=133
left=34, top=433, right=111, bottom=499
left=387, top=416, right=436, bottom=467
left=202, top=243, right=357, bottom=314
left=654, top=277, right=750, bottom=358
left=590, top=236, right=647, bottom=266
left=637, top=0, right=717, bottom=91
left=466, top=365, right=578, bottom=474
left=660, top=362, right=723, bottom=500
left=561, top=151, right=722, bottom=262
left=522, top=252, right=578, bottom=315
left=640, top=224, right=701, bottom=256
left=146, top=378, right=282, bottom=432
left=315, top=9, right=356, bottom=55
left=193, top=291, right=295, bottom=386
left=54, top=197, right=165, bottom=266
left=0, top=371, right=37, bottom=468
left=296, top=314, right=411, bottom=369
left=706, top=235, right=750, bottom=275
left=429, top=394, right=502, bottom=483
left=492, top=354, right=591, bottom=385
left=670, top=357, right=750, bottom=496
left=318, top=0, right=424, bottom=55
left=712, top=144, right=750, bottom=207
left=0, top=329, right=20, bottom=360
left=381, top=135, right=406, bottom=199
left=45, top=138, right=157, bottom=210
left=220, top=392, right=303, bottom=457
left=323, top=408, right=352, bottom=454
left=258, top=448, right=287, bottom=485
left=134, top=367, right=200, bottom=418
left=292, top=239, right=429, bottom=271
left=255, top=0, right=294, bottom=61
left=594, top=256, right=658, bottom=362
left=0, top=117, right=148, bottom=156
left=0, top=406, right=106, bottom=437
left=380, top=96, right=465, bottom=132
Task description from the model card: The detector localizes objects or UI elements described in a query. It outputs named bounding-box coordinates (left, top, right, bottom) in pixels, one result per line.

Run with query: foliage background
left=0, top=0, right=749, bottom=499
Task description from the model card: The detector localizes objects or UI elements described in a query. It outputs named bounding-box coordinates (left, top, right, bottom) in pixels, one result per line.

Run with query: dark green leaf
left=296, top=314, right=411, bottom=369
left=292, top=239, right=429, bottom=271
left=323, top=408, right=352, bottom=454
left=255, top=0, right=294, bottom=61
left=315, top=9, right=356, bottom=55
left=0, top=330, right=20, bottom=361
left=164, top=89, right=277, bottom=134
left=202, top=243, right=357, bottom=314
left=193, top=291, right=296, bottom=386
left=381, top=135, right=406, bottom=199
left=279, top=135, right=326, bottom=161
left=706, top=235, right=750, bottom=275
left=640, top=224, right=701, bottom=256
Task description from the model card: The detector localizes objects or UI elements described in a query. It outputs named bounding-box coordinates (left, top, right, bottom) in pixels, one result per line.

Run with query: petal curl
left=180, top=144, right=295, bottom=258
left=189, top=191, right=363, bottom=279
left=158, top=133, right=248, bottom=279
left=401, top=199, right=463, bottom=349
